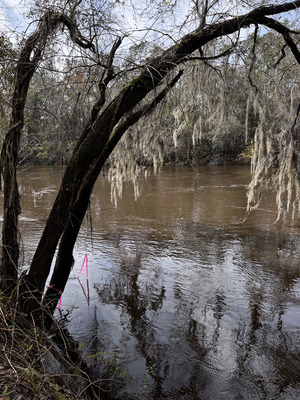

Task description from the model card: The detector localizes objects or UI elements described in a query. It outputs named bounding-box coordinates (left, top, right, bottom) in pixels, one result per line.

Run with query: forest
left=1, top=26, right=297, bottom=168
left=0, top=0, right=300, bottom=399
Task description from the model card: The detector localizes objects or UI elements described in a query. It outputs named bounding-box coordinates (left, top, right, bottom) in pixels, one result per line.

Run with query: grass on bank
left=0, top=294, right=95, bottom=400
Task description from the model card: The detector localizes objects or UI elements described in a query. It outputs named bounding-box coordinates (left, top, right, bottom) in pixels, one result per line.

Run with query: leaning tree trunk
left=41, top=71, right=184, bottom=323
left=24, top=0, right=300, bottom=315
left=0, top=12, right=62, bottom=294
left=0, top=10, right=95, bottom=298
left=0, top=124, right=21, bottom=294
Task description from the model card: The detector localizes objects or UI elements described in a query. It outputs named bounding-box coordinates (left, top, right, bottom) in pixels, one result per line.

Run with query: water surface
left=16, top=166, right=300, bottom=399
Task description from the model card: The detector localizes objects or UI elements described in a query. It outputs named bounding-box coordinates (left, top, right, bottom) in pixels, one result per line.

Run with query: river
left=15, top=165, right=300, bottom=399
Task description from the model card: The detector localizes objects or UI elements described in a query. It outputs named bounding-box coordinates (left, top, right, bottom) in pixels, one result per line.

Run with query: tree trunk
left=0, top=127, right=21, bottom=294
left=40, top=71, right=184, bottom=321
left=0, top=10, right=94, bottom=298
left=24, top=0, right=300, bottom=314
left=0, top=22, right=45, bottom=293
left=1, top=0, right=300, bottom=318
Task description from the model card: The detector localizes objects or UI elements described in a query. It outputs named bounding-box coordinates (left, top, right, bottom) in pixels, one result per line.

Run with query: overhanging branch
left=256, top=16, right=300, bottom=64
left=22, top=0, right=300, bottom=303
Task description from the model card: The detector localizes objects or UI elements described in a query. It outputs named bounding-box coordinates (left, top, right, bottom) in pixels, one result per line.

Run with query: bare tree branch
left=248, top=24, right=259, bottom=94
left=256, top=16, right=300, bottom=64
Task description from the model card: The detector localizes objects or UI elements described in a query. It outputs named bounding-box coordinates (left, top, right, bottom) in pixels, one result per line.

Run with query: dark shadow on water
left=89, top=225, right=300, bottom=399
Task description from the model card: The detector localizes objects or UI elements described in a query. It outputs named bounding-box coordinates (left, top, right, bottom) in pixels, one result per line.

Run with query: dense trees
left=13, top=29, right=299, bottom=168
left=0, top=35, right=17, bottom=142
left=0, top=0, right=300, bottom=325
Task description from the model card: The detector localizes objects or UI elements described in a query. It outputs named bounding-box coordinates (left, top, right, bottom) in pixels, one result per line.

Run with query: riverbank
left=0, top=297, right=103, bottom=400
left=0, top=301, right=78, bottom=400
left=20, top=141, right=252, bottom=167
left=0, top=324, right=74, bottom=400
left=163, top=143, right=252, bottom=166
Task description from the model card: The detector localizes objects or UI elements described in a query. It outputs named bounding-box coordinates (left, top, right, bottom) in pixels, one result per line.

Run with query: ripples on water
left=14, top=166, right=300, bottom=399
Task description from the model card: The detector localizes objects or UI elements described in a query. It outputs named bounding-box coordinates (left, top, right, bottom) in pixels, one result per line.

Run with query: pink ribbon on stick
left=77, top=254, right=90, bottom=305
left=48, top=254, right=89, bottom=310
left=78, top=253, right=89, bottom=279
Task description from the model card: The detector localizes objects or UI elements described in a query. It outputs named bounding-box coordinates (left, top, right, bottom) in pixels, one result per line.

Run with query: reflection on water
left=11, top=166, right=300, bottom=399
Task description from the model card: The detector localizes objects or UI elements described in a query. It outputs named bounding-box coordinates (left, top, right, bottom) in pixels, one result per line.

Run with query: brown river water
left=13, top=166, right=300, bottom=399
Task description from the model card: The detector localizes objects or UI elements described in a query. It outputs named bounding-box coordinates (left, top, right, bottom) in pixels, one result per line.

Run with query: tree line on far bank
left=1, top=26, right=297, bottom=169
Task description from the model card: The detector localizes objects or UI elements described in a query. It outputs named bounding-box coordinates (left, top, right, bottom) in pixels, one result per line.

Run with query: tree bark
left=41, top=71, right=184, bottom=318
left=0, top=10, right=94, bottom=297
left=25, top=0, right=300, bottom=308
left=0, top=11, right=62, bottom=294
left=1, top=1, right=300, bottom=314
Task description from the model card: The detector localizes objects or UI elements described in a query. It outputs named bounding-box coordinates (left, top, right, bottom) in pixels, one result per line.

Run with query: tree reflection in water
left=90, top=226, right=300, bottom=400
left=17, top=166, right=300, bottom=398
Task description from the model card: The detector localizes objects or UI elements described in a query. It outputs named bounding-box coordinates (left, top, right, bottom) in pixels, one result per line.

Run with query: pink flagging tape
left=48, top=285, right=62, bottom=310
left=77, top=253, right=90, bottom=305
left=78, top=253, right=88, bottom=279
left=48, top=254, right=89, bottom=310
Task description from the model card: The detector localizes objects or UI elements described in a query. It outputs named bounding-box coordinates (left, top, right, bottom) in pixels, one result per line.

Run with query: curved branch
left=73, top=36, right=124, bottom=152
left=55, top=13, right=95, bottom=51
left=25, top=0, right=300, bottom=305
left=42, top=69, right=184, bottom=317
left=246, top=0, right=300, bottom=19
left=248, top=24, right=259, bottom=94
left=256, top=16, right=300, bottom=64
left=0, top=10, right=95, bottom=293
